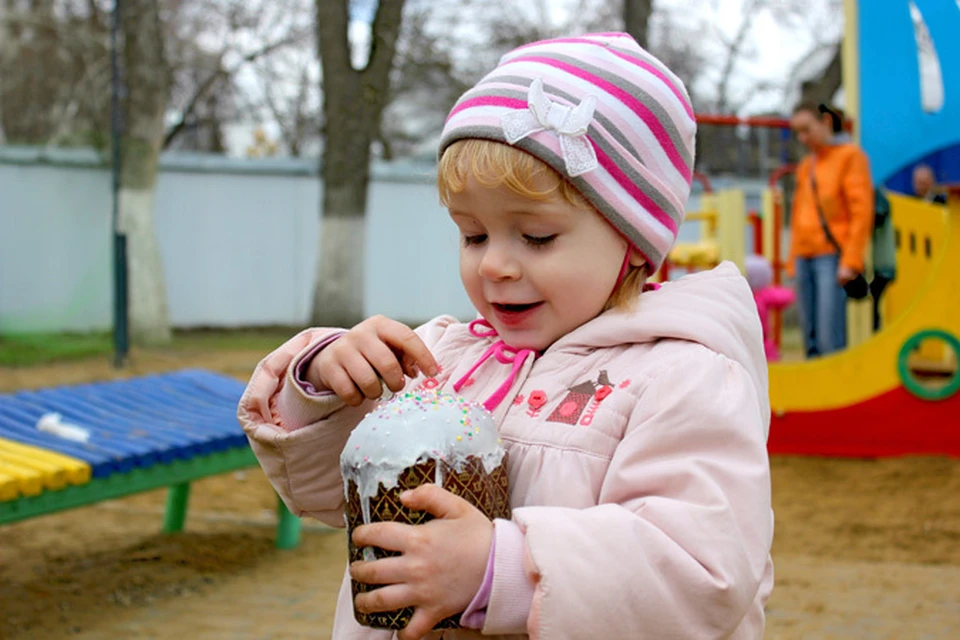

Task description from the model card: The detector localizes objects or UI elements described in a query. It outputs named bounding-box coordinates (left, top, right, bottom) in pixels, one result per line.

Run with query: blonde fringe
left=438, top=138, right=646, bottom=310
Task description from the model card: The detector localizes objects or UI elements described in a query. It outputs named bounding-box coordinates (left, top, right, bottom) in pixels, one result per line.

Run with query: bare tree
left=164, top=0, right=313, bottom=152
left=376, top=0, right=477, bottom=159
left=118, top=0, right=173, bottom=344
left=623, top=0, right=652, bottom=49
left=799, top=47, right=841, bottom=108
left=311, top=0, right=407, bottom=326
left=762, top=0, right=844, bottom=110
left=1, top=0, right=313, bottom=344
left=712, top=1, right=761, bottom=115
left=0, top=1, right=112, bottom=146
left=258, top=57, right=321, bottom=156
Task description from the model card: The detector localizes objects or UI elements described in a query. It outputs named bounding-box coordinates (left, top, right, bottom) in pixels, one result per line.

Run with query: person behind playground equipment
left=821, top=105, right=897, bottom=332
left=787, top=102, right=874, bottom=357
left=238, top=33, right=774, bottom=640
left=912, top=164, right=948, bottom=205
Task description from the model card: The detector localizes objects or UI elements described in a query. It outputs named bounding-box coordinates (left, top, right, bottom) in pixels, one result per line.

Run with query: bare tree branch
left=713, top=0, right=763, bottom=114
left=363, top=0, right=405, bottom=98
left=163, top=33, right=306, bottom=148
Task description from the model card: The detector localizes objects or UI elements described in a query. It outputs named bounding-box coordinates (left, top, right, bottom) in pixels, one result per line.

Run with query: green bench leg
left=275, top=494, right=301, bottom=550
left=163, top=482, right=191, bottom=533
left=163, top=483, right=299, bottom=548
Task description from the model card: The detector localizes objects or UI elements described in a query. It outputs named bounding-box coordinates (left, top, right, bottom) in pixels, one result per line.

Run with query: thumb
left=400, top=483, right=464, bottom=519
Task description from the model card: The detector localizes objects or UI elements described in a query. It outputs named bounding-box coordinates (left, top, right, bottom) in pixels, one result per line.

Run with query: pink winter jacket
left=238, top=262, right=774, bottom=640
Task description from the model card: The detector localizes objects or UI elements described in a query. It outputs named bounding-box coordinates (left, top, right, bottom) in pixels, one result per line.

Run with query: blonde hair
left=438, top=138, right=647, bottom=310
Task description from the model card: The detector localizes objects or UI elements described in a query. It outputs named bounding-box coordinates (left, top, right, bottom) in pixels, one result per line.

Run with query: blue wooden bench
left=0, top=369, right=300, bottom=548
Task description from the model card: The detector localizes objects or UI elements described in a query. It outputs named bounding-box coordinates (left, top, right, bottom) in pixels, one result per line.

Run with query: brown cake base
left=344, top=455, right=511, bottom=630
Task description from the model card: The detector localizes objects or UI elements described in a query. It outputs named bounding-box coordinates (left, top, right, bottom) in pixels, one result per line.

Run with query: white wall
left=0, top=148, right=475, bottom=333
left=0, top=147, right=757, bottom=334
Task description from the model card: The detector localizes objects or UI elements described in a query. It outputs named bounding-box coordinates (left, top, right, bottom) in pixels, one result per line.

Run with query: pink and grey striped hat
left=438, top=32, right=696, bottom=271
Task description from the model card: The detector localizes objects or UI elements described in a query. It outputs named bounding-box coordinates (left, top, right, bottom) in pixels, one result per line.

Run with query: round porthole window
left=897, top=330, right=960, bottom=401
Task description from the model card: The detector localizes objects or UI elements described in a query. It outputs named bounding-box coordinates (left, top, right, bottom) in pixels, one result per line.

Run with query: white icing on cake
left=341, top=390, right=504, bottom=505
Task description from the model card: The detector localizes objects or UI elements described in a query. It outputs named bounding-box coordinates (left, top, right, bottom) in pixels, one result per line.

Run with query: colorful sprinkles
left=342, top=389, right=506, bottom=501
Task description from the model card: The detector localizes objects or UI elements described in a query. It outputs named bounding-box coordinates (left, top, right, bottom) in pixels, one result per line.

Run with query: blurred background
left=0, top=0, right=846, bottom=350
left=1, top=2, right=958, bottom=639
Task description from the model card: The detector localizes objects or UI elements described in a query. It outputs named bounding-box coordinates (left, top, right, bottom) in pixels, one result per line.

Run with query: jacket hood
left=551, top=261, right=770, bottom=423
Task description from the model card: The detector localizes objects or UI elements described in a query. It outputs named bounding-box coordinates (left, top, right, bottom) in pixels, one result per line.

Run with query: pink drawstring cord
left=453, top=319, right=535, bottom=412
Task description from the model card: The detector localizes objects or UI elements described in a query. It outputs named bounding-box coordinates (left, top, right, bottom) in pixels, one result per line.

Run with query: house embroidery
left=547, top=370, right=615, bottom=426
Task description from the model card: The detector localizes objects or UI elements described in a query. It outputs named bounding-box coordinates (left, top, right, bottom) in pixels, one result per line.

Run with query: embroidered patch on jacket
left=547, top=370, right=618, bottom=426
left=526, top=390, right=548, bottom=418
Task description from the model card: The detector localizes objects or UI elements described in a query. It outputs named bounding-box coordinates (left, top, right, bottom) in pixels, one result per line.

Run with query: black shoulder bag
left=809, top=170, right=870, bottom=300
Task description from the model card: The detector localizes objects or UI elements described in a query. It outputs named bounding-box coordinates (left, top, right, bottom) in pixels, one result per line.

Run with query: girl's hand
left=350, top=484, right=494, bottom=640
left=308, top=315, right=438, bottom=406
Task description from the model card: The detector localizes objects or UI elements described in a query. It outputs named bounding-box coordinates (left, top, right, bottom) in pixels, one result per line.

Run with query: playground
left=2, top=1, right=960, bottom=638
left=0, top=345, right=958, bottom=639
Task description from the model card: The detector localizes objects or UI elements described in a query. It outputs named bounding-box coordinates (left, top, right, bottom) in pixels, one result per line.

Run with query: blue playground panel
left=0, top=369, right=247, bottom=477
left=0, top=369, right=301, bottom=548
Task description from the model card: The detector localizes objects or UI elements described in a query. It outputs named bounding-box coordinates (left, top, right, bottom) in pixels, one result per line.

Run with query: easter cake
left=341, top=390, right=511, bottom=630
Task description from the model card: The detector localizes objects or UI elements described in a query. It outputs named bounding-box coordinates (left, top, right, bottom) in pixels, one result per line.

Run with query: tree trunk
left=623, top=0, right=653, bottom=50
left=311, top=0, right=406, bottom=326
left=800, top=46, right=842, bottom=108
left=315, top=186, right=368, bottom=327
left=120, top=0, right=172, bottom=345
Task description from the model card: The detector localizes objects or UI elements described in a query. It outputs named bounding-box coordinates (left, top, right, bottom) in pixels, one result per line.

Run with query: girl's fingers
left=352, top=521, right=416, bottom=553
left=340, top=349, right=387, bottom=400
left=354, top=583, right=414, bottom=615
left=349, top=556, right=408, bottom=586
left=357, top=335, right=407, bottom=392
left=400, top=485, right=465, bottom=519
left=322, top=364, right=364, bottom=406
left=377, top=321, right=438, bottom=378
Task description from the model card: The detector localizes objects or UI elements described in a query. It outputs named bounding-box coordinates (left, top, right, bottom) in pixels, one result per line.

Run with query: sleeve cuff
left=275, top=333, right=347, bottom=431
left=292, top=332, right=346, bottom=395
left=481, top=518, right=536, bottom=635
left=459, top=528, right=497, bottom=629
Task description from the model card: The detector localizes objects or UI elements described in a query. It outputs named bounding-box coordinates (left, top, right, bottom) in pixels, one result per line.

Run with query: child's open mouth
left=491, top=302, right=543, bottom=326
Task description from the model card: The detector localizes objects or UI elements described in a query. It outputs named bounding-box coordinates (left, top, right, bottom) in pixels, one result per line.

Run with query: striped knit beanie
left=438, top=32, right=696, bottom=271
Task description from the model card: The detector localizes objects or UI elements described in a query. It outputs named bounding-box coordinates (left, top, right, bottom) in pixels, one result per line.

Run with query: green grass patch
left=169, top=327, right=299, bottom=353
left=0, top=332, right=113, bottom=366
left=0, top=327, right=300, bottom=367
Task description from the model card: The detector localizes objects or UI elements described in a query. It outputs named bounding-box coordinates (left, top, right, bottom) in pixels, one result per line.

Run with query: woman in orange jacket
left=788, top=103, right=874, bottom=357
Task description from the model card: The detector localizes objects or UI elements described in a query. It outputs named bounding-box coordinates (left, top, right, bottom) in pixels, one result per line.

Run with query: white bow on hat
left=500, top=78, right=599, bottom=177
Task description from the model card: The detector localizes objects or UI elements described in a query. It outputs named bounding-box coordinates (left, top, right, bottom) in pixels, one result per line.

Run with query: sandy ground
left=1, top=345, right=958, bottom=639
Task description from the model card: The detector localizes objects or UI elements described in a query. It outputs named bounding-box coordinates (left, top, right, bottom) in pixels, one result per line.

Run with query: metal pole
left=110, top=0, right=129, bottom=367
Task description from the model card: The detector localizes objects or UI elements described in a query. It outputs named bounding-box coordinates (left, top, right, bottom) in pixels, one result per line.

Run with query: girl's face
left=448, top=173, right=631, bottom=351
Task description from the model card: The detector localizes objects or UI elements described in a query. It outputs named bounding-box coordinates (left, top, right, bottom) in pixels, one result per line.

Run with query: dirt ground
left=1, top=345, right=958, bottom=639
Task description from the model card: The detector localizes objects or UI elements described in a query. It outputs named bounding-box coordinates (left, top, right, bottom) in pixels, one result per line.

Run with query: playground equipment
left=0, top=370, right=303, bottom=548
left=675, top=1, right=960, bottom=456
left=767, top=192, right=960, bottom=455
left=765, top=0, right=960, bottom=456
left=666, top=189, right=746, bottom=273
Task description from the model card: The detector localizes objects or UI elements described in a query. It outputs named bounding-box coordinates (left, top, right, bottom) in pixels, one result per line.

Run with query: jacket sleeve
left=493, top=349, right=773, bottom=639
left=840, top=149, right=875, bottom=273
left=237, top=316, right=458, bottom=528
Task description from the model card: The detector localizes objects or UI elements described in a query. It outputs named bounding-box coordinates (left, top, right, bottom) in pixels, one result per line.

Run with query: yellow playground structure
left=663, top=179, right=960, bottom=456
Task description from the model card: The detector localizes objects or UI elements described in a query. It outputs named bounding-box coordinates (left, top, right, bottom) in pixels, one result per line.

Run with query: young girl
left=239, top=33, right=774, bottom=640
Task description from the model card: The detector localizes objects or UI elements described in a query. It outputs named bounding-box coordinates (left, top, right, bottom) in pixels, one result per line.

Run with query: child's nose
left=478, top=243, right=520, bottom=281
